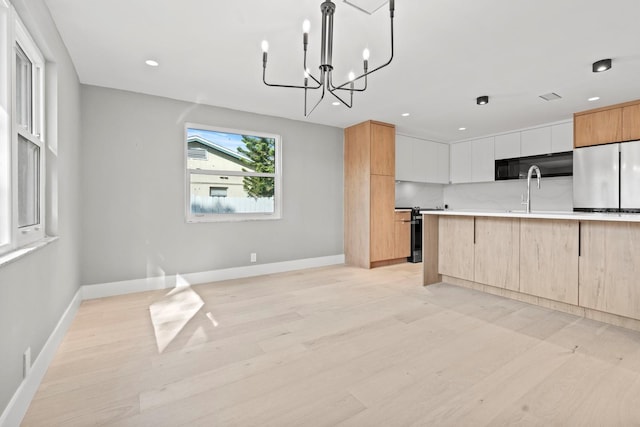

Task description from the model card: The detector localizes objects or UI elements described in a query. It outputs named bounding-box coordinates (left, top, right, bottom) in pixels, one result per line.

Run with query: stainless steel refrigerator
left=573, top=140, right=640, bottom=212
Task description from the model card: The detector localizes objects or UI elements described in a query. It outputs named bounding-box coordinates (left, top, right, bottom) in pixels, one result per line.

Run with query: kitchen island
left=422, top=210, right=640, bottom=331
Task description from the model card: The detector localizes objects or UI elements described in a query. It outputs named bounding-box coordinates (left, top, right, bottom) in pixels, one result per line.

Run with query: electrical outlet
left=23, top=347, right=31, bottom=378
left=250, top=253, right=257, bottom=263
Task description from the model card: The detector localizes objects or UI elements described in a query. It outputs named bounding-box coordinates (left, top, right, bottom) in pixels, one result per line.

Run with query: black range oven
left=397, top=207, right=423, bottom=263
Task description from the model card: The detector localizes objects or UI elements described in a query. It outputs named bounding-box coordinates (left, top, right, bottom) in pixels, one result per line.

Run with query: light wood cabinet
left=438, top=216, right=474, bottom=281
left=573, top=99, right=640, bottom=148
left=519, top=219, right=579, bottom=305
left=474, top=217, right=520, bottom=291
left=574, top=108, right=622, bottom=147
left=424, top=213, right=640, bottom=329
left=344, top=120, right=398, bottom=268
left=578, top=221, right=640, bottom=320
left=370, top=174, right=395, bottom=262
left=623, top=104, right=640, bottom=141
left=394, top=211, right=411, bottom=259
left=371, top=122, right=395, bottom=176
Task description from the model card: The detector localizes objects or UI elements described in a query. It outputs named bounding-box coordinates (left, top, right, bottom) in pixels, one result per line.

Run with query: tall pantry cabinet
left=344, top=120, right=398, bottom=268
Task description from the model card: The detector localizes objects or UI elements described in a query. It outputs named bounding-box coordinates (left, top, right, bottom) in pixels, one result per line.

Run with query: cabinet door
left=622, top=104, right=640, bottom=141
left=471, top=137, right=495, bottom=182
left=521, top=127, right=552, bottom=157
left=371, top=123, right=395, bottom=176
left=449, top=141, right=471, bottom=184
left=519, top=219, right=579, bottom=304
left=395, top=135, right=413, bottom=181
left=621, top=140, right=640, bottom=209
left=438, top=216, right=474, bottom=281
left=495, top=132, right=521, bottom=160
left=579, top=221, right=640, bottom=320
left=551, top=122, right=573, bottom=153
left=394, top=211, right=411, bottom=259
left=413, top=140, right=436, bottom=183
left=435, top=142, right=450, bottom=184
left=370, top=175, right=395, bottom=262
left=474, top=217, right=519, bottom=291
left=574, top=109, right=622, bottom=147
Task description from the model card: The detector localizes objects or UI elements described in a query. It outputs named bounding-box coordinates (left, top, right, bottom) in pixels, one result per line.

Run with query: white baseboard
left=82, top=254, right=345, bottom=300
left=0, top=254, right=344, bottom=427
left=0, top=288, right=82, bottom=427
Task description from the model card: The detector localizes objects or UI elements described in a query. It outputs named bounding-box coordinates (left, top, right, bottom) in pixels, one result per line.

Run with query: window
left=0, top=5, right=46, bottom=256
left=185, top=123, right=282, bottom=222
left=209, top=187, right=228, bottom=198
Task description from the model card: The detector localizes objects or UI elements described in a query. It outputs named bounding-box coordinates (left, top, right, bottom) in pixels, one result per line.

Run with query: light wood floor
left=23, top=263, right=640, bottom=426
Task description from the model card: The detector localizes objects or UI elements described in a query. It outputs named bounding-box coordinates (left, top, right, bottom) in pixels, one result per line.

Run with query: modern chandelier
left=261, top=0, right=395, bottom=117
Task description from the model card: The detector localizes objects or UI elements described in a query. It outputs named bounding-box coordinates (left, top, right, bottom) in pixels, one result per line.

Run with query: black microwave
left=495, top=151, right=573, bottom=180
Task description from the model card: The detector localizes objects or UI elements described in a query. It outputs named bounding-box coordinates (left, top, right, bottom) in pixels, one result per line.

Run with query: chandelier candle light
left=261, top=0, right=395, bottom=117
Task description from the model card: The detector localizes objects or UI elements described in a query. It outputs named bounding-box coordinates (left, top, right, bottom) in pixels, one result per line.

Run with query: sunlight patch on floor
left=149, top=276, right=204, bottom=353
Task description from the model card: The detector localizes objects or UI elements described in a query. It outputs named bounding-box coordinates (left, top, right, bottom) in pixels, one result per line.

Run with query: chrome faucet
left=521, top=165, right=541, bottom=213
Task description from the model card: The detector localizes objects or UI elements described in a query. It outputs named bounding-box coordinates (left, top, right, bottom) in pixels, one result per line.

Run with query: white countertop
left=421, top=209, right=640, bottom=222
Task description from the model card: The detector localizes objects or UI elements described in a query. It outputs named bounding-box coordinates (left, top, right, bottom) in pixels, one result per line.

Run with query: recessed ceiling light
left=476, top=95, right=489, bottom=105
left=332, top=101, right=340, bottom=106
left=458, top=127, right=467, bottom=131
left=145, top=59, right=159, bottom=67
left=401, top=113, right=410, bottom=117
left=592, top=58, right=612, bottom=73
left=588, top=96, right=600, bottom=102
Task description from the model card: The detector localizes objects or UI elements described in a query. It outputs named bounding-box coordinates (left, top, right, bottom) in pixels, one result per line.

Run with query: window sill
left=0, top=236, right=59, bottom=268
left=187, top=215, right=282, bottom=223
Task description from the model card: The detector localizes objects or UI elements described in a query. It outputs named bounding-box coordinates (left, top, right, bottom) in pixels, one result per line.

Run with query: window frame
left=0, top=5, right=46, bottom=256
left=184, top=122, right=282, bottom=223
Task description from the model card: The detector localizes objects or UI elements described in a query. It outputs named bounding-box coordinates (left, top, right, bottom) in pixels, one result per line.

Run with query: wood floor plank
left=21, top=263, right=640, bottom=426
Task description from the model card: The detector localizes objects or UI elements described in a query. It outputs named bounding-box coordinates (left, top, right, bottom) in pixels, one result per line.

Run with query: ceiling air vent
left=539, top=92, right=562, bottom=101
left=343, top=0, right=389, bottom=14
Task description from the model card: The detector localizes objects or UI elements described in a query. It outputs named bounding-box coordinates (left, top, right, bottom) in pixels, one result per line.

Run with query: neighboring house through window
left=185, top=123, right=282, bottom=221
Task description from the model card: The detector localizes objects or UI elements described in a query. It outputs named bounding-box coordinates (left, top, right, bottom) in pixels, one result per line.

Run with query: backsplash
left=443, top=176, right=573, bottom=211
left=395, top=182, right=444, bottom=208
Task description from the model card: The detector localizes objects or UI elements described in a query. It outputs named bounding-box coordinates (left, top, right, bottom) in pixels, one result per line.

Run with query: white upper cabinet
left=494, top=132, right=521, bottom=159
left=521, top=126, right=552, bottom=157
left=395, top=134, right=449, bottom=184
left=413, top=140, right=436, bottom=183
left=450, top=141, right=472, bottom=183
left=551, top=122, right=573, bottom=153
left=471, top=137, right=495, bottom=182
left=435, top=142, right=450, bottom=184
left=395, top=135, right=413, bottom=181
left=451, top=138, right=495, bottom=184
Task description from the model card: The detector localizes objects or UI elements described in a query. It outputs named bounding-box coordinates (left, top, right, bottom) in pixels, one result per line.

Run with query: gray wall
left=444, top=176, right=573, bottom=211
left=80, top=86, right=344, bottom=286
left=0, top=0, right=82, bottom=417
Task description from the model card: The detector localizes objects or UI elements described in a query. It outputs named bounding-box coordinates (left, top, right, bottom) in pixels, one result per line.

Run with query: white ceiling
left=43, top=0, right=640, bottom=142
